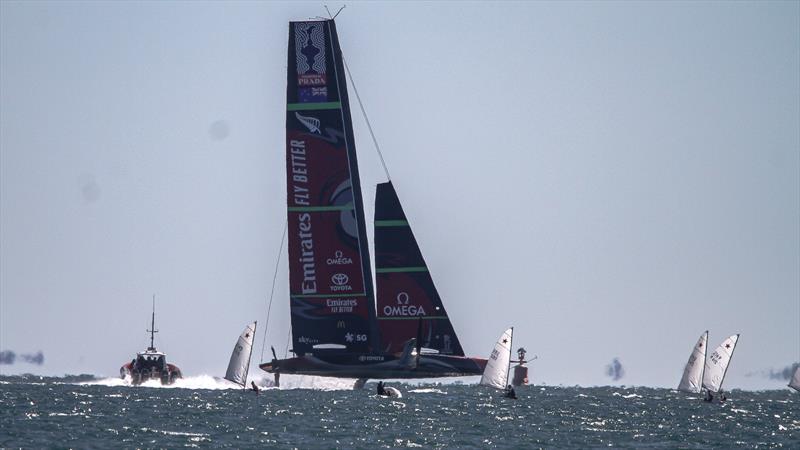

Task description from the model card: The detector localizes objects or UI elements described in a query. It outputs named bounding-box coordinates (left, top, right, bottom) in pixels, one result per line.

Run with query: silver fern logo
left=295, top=112, right=321, bottom=134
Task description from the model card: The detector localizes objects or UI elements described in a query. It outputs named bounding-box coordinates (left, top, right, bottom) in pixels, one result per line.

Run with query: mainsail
left=678, top=331, right=708, bottom=393
left=225, top=321, right=257, bottom=387
left=374, top=181, right=465, bottom=355
left=789, top=365, right=800, bottom=392
left=285, top=20, right=378, bottom=355
left=480, top=328, right=513, bottom=390
left=702, top=334, right=739, bottom=393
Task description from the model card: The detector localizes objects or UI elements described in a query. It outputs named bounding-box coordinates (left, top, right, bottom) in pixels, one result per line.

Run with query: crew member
left=505, top=384, right=517, bottom=399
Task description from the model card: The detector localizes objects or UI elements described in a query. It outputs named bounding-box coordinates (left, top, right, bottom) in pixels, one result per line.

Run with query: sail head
left=286, top=20, right=378, bottom=355
left=678, top=331, right=708, bottom=393
left=374, top=182, right=465, bottom=356
left=225, top=321, right=257, bottom=387
left=480, top=328, right=514, bottom=390
left=702, top=334, right=739, bottom=393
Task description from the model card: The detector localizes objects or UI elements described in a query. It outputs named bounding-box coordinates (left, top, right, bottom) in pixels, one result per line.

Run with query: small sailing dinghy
left=702, top=334, right=740, bottom=402
left=224, top=321, right=257, bottom=388
left=789, top=365, right=800, bottom=392
left=480, top=328, right=516, bottom=398
left=678, top=331, right=708, bottom=394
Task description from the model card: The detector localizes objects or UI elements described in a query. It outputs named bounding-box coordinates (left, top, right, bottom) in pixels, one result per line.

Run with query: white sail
left=225, top=321, right=257, bottom=387
left=702, top=334, right=739, bottom=393
left=789, top=365, right=800, bottom=392
left=678, top=331, right=708, bottom=393
left=480, top=327, right=513, bottom=390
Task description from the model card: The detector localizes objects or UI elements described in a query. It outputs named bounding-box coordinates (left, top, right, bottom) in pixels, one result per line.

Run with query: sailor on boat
left=251, top=381, right=260, bottom=394
left=504, top=385, right=517, bottom=399
left=377, top=381, right=388, bottom=396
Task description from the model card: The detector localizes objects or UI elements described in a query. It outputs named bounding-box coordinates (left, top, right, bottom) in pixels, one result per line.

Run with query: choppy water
left=1, top=374, right=798, bottom=448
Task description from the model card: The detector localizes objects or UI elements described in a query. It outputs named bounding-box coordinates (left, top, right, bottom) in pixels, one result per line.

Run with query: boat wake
left=80, top=375, right=240, bottom=390
left=79, top=374, right=359, bottom=391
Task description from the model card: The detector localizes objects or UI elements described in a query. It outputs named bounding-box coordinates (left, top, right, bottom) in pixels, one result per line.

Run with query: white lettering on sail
left=382, top=304, right=427, bottom=317
left=297, top=212, right=316, bottom=294
left=326, top=298, right=357, bottom=313
left=330, top=273, right=352, bottom=292
left=326, top=250, right=353, bottom=265
left=290, top=140, right=309, bottom=206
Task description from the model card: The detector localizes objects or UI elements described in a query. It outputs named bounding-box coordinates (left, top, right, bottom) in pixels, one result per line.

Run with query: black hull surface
left=259, top=353, right=486, bottom=379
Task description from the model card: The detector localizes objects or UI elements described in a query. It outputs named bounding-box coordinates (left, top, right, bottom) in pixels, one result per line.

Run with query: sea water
left=1, top=374, right=798, bottom=448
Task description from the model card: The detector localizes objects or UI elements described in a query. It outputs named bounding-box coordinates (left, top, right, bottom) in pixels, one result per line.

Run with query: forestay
left=480, top=328, right=513, bottom=390
left=678, top=331, right=708, bottom=393
left=225, top=321, right=257, bottom=387
left=702, top=334, right=739, bottom=393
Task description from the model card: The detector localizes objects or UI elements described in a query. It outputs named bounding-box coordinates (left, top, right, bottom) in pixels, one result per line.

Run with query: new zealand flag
left=298, top=86, right=328, bottom=103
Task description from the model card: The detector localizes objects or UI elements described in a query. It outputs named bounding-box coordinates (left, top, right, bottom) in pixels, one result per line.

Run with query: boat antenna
left=324, top=5, right=346, bottom=20
left=259, top=220, right=288, bottom=363
left=147, top=294, right=158, bottom=351
left=343, top=56, right=392, bottom=181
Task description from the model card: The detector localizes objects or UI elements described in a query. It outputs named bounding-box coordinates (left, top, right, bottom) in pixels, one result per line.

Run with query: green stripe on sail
left=292, top=292, right=366, bottom=299
left=288, top=204, right=353, bottom=212
left=378, top=316, right=449, bottom=321
left=287, top=102, right=342, bottom=111
left=375, top=220, right=409, bottom=227
left=376, top=266, right=428, bottom=273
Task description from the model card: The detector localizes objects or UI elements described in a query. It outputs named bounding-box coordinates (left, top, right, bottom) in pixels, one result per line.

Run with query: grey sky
left=1, top=1, right=797, bottom=389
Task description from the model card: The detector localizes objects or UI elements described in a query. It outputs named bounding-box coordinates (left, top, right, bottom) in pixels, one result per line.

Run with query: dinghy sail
left=374, top=181, right=465, bottom=355
left=789, top=365, right=800, bottom=392
left=702, top=334, right=739, bottom=393
left=480, top=328, right=514, bottom=390
left=678, top=331, right=708, bottom=393
left=258, top=19, right=487, bottom=380
left=225, top=321, right=257, bottom=387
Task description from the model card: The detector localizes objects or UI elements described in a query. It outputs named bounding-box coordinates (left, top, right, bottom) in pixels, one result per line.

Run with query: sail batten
left=374, top=181, right=465, bottom=356
left=285, top=20, right=378, bottom=355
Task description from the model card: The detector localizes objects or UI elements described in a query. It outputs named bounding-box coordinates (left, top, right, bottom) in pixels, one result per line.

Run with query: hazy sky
left=1, top=1, right=798, bottom=389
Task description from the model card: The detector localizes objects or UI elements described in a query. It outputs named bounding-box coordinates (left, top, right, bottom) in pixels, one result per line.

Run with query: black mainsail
left=285, top=20, right=379, bottom=355
left=374, top=181, right=465, bottom=355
